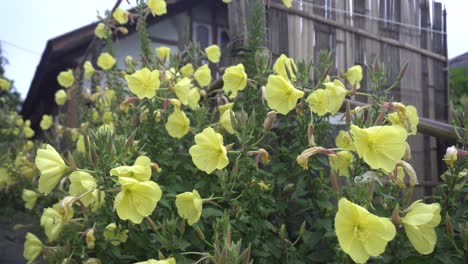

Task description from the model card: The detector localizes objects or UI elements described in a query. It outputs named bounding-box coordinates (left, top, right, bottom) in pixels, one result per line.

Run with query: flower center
left=354, top=224, right=368, bottom=241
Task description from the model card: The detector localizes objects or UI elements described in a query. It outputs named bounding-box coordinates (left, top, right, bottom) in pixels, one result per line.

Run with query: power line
left=294, top=0, right=447, bottom=35
left=0, top=40, right=41, bottom=57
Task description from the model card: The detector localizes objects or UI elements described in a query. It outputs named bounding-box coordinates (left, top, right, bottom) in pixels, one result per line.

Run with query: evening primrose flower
left=222, top=64, right=248, bottom=99
left=173, top=77, right=191, bottom=105
left=205, top=45, right=221, bottom=63
left=23, top=233, right=43, bottom=264
left=97, top=52, right=116, bottom=70
left=265, top=75, right=304, bottom=115
left=40, top=115, right=53, bottom=130
left=180, top=63, right=194, bottom=77
left=335, top=130, right=355, bottom=150
left=402, top=200, right=441, bottom=254
left=110, top=156, right=152, bottom=181
left=345, top=65, right=363, bottom=89
left=86, top=229, right=96, bottom=249
left=83, top=61, right=95, bottom=80
left=187, top=88, right=200, bottom=110
left=0, top=167, right=13, bottom=189
left=113, top=8, right=129, bottom=24
left=324, top=80, right=347, bottom=114
left=23, top=121, right=35, bottom=138
left=443, top=146, right=457, bottom=167
left=189, top=127, right=229, bottom=174
left=335, top=198, right=396, bottom=263
left=95, top=23, right=108, bottom=39
left=57, top=69, right=74, bottom=88
left=176, top=189, right=203, bottom=225
left=114, top=177, right=162, bottom=224
left=55, top=89, right=68, bottom=106
left=22, top=189, right=40, bottom=210
left=125, top=67, right=161, bottom=99
left=165, top=110, right=190, bottom=138
left=35, top=144, right=68, bottom=195
left=134, top=258, right=176, bottom=264
left=351, top=125, right=407, bottom=172
left=307, top=89, right=330, bottom=116
left=282, top=0, right=292, bottom=8
left=147, top=0, right=167, bottom=16
left=388, top=105, right=419, bottom=135
left=40, top=207, right=63, bottom=242
left=156, top=46, right=171, bottom=62
left=329, top=151, right=353, bottom=177
left=15, top=156, right=35, bottom=179
left=69, top=171, right=104, bottom=209
left=194, top=64, right=211, bottom=87
left=104, top=223, right=129, bottom=246
left=0, top=77, right=11, bottom=91
left=273, top=54, right=297, bottom=81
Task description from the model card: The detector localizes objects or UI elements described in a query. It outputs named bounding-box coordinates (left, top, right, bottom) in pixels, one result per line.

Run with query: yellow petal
left=205, top=45, right=221, bottom=63
left=265, top=75, right=304, bottom=115
left=97, top=52, right=116, bottom=70
left=222, top=64, right=247, bottom=99
left=125, top=68, right=160, bottom=99
left=175, top=190, right=203, bottom=225
left=165, top=110, right=191, bottom=138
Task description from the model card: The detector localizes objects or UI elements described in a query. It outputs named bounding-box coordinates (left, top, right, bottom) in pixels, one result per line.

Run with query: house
left=21, top=0, right=450, bottom=197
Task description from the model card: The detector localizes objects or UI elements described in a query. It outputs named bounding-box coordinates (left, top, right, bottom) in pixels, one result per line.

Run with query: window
left=192, top=22, right=212, bottom=50
left=217, top=27, right=229, bottom=49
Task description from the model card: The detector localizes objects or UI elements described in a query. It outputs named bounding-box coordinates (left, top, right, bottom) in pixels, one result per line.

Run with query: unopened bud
left=86, top=228, right=96, bottom=249
left=445, top=213, right=454, bottom=238
left=398, top=161, right=418, bottom=186
left=225, top=143, right=235, bottom=151
left=298, top=221, right=306, bottom=237
left=151, top=162, right=162, bottom=173
left=392, top=204, right=400, bottom=226
left=283, top=183, right=295, bottom=192
left=403, top=142, right=412, bottom=160
left=170, top=99, right=181, bottom=109
left=308, top=125, right=316, bottom=147
left=279, top=224, right=286, bottom=241
left=84, top=258, right=102, bottom=264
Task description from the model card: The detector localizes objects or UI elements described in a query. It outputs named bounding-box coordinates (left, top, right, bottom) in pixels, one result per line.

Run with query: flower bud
left=263, top=111, right=277, bottom=134
left=279, top=224, right=286, bottom=241
left=84, top=258, right=102, bottom=264
left=308, top=125, right=316, bottom=147
left=443, top=146, right=457, bottom=167
left=86, top=228, right=96, bottom=249
left=403, top=142, right=412, bottom=161
left=445, top=213, right=454, bottom=238
left=391, top=204, right=400, bottom=226
left=151, top=162, right=162, bottom=173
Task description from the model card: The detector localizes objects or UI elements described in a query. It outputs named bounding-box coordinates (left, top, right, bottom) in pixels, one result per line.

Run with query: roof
left=449, top=52, right=468, bottom=68
left=20, top=0, right=198, bottom=130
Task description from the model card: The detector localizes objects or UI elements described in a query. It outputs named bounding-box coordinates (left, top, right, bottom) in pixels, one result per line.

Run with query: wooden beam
left=267, top=2, right=447, bottom=62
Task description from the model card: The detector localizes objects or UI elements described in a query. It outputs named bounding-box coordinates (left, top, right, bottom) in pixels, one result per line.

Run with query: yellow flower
left=134, top=258, right=176, bottom=264
left=205, top=45, right=221, bottom=63
left=147, top=0, right=167, bottom=16
left=273, top=54, right=297, bottom=81
left=306, top=89, right=330, bottom=116
left=86, top=229, right=96, bottom=249
left=324, top=80, right=347, bottom=114
left=335, top=130, right=355, bottom=150
left=0, top=77, right=11, bottom=91
left=97, top=52, right=116, bottom=70
left=57, top=69, right=74, bottom=88
left=76, top=134, right=86, bottom=153
left=84, top=61, right=95, bottom=80
left=173, top=77, right=192, bottom=105
left=175, top=190, right=203, bottom=226
left=335, top=198, right=396, bottom=263
left=15, top=156, right=35, bottom=179
left=189, top=127, right=229, bottom=174
left=402, top=200, right=441, bottom=254
left=329, top=151, right=353, bottom=177
left=194, top=64, right=212, bottom=87
left=125, top=67, right=160, bottom=99
left=114, top=177, right=162, bottom=224
left=35, top=144, right=68, bottom=195
left=110, top=156, right=152, bottom=181
left=265, top=75, right=304, bottom=115
left=388, top=105, right=419, bottom=135
left=23, top=233, right=43, bottom=264
left=165, top=110, right=190, bottom=139
left=218, top=102, right=234, bottom=115
left=69, top=171, right=104, bottom=210
left=40, top=207, right=64, bottom=242
left=40, top=115, right=53, bottom=130
left=156, top=46, right=171, bottom=62
left=345, top=65, right=363, bottom=89
left=95, top=23, right=108, bottom=39
left=113, top=8, right=129, bottom=24
left=55, top=89, right=68, bottom=106
left=188, top=88, right=200, bottom=110
left=220, top=109, right=235, bottom=134
left=180, top=63, right=194, bottom=77
left=282, top=0, right=292, bottom=8
left=23, top=123, right=35, bottom=138
left=443, top=146, right=458, bottom=167
left=104, top=223, right=129, bottom=246
left=351, top=125, right=407, bottom=172
left=0, top=167, right=14, bottom=189
left=222, top=64, right=248, bottom=99
left=22, top=189, right=40, bottom=210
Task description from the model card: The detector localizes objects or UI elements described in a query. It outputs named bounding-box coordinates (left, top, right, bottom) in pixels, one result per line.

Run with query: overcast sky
left=0, top=0, right=466, bottom=99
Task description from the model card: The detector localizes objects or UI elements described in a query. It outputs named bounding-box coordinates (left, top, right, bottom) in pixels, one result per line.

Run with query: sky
left=0, top=0, right=467, bottom=99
